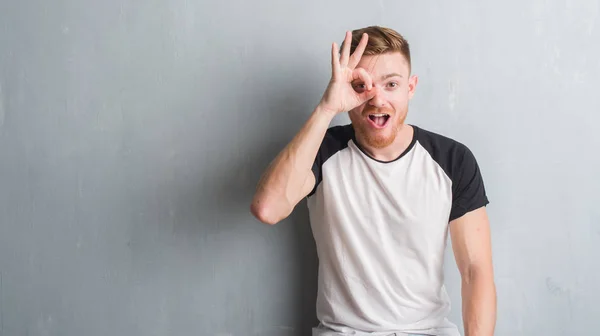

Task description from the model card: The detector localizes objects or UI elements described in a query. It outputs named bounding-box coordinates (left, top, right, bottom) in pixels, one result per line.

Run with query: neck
left=355, top=124, right=414, bottom=162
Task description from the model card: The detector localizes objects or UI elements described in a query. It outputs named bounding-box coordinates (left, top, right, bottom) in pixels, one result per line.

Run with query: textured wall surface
left=1, top=0, right=599, bottom=335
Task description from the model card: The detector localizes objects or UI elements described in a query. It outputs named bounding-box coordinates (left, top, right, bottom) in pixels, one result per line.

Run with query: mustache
left=362, top=107, right=394, bottom=116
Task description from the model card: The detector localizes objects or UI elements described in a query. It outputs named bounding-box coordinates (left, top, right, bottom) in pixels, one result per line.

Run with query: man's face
left=349, top=52, right=418, bottom=149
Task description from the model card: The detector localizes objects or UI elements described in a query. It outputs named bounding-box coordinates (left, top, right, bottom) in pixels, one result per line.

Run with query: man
left=250, top=26, right=496, bottom=336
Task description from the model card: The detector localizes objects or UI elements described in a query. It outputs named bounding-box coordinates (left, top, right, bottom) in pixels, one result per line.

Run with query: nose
left=367, top=86, right=386, bottom=108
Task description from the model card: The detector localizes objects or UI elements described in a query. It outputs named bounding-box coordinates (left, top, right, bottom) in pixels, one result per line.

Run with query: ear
left=408, top=75, right=418, bottom=99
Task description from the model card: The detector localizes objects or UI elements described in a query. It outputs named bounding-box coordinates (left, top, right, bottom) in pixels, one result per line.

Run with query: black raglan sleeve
left=309, top=143, right=326, bottom=198
left=308, top=125, right=353, bottom=198
left=449, top=144, right=490, bottom=222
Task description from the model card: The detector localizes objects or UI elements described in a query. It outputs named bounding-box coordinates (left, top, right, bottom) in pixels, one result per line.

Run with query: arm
left=250, top=31, right=375, bottom=225
left=250, top=107, right=333, bottom=225
left=449, top=207, right=497, bottom=336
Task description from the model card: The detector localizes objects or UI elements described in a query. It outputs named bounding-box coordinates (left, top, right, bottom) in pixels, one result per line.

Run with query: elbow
left=250, top=199, right=283, bottom=225
left=461, top=264, right=495, bottom=286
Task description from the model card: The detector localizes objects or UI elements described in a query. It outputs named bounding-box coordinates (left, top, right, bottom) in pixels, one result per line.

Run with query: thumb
left=358, top=86, right=378, bottom=103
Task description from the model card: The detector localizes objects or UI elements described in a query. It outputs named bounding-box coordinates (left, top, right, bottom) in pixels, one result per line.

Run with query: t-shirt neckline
left=350, top=124, right=419, bottom=164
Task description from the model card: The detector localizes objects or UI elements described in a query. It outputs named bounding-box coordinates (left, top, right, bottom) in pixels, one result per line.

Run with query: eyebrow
left=351, top=72, right=404, bottom=84
left=381, top=73, right=403, bottom=80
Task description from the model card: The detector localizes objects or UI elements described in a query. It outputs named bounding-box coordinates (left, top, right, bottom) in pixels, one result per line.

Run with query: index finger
left=348, top=33, right=369, bottom=69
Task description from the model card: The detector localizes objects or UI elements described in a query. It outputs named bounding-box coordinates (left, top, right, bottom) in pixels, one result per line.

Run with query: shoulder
left=414, top=125, right=469, bottom=156
left=309, top=124, right=355, bottom=197
left=323, top=124, right=355, bottom=145
left=317, top=124, right=355, bottom=156
left=413, top=125, right=480, bottom=180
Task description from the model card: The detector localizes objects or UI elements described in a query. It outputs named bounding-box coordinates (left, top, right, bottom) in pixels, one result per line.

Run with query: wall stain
left=546, top=277, right=568, bottom=296
left=448, top=78, right=459, bottom=112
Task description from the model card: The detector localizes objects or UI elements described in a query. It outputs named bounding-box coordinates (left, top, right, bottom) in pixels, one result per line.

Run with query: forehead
left=356, top=52, right=410, bottom=77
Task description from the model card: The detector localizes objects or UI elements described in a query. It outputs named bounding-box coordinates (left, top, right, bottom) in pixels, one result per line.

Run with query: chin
left=363, top=132, right=396, bottom=148
left=353, top=122, right=398, bottom=149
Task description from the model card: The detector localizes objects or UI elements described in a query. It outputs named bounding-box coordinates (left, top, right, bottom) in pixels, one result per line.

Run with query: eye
left=353, top=83, right=366, bottom=93
left=387, top=82, right=398, bottom=88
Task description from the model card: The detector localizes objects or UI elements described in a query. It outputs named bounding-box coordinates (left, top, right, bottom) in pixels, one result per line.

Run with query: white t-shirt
left=307, top=124, right=489, bottom=336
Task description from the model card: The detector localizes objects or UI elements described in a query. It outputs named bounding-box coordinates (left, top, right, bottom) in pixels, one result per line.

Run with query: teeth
left=370, top=113, right=389, bottom=117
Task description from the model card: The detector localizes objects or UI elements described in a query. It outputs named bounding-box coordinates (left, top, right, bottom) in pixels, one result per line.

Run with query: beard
left=350, top=106, right=406, bottom=149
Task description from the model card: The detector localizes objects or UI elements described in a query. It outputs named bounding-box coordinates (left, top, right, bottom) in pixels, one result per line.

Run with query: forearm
left=462, top=270, right=497, bottom=336
left=250, top=105, right=334, bottom=224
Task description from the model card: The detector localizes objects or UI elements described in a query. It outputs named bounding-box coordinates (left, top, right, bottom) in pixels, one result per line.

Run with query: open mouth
left=367, top=113, right=390, bottom=128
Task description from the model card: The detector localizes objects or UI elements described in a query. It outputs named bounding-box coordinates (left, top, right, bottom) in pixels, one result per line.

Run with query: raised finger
left=339, top=31, right=352, bottom=67
left=331, top=42, right=341, bottom=77
left=348, top=33, right=369, bottom=69
left=359, top=85, right=378, bottom=102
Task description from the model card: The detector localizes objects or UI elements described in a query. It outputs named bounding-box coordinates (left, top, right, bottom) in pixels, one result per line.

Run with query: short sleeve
left=308, top=146, right=324, bottom=198
left=307, top=125, right=354, bottom=198
left=449, top=145, right=489, bottom=221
